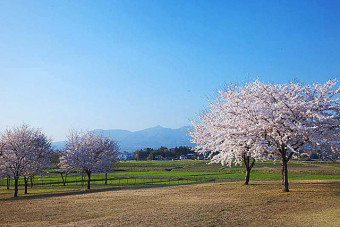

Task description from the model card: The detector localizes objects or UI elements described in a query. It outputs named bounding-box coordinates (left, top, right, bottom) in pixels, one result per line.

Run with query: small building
left=186, top=154, right=196, bottom=160
left=179, top=155, right=187, bottom=160
left=154, top=155, right=164, bottom=160
left=118, top=151, right=134, bottom=161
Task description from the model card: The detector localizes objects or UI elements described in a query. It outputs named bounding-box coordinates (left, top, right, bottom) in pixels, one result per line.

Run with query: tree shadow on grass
left=235, top=180, right=340, bottom=186
left=0, top=183, right=195, bottom=201
left=292, top=180, right=340, bottom=185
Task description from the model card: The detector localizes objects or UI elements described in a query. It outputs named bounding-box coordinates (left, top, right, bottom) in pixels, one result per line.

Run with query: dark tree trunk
left=282, top=159, right=289, bottom=192
left=105, top=173, right=108, bottom=185
left=280, top=148, right=293, bottom=192
left=14, top=176, right=19, bottom=197
left=7, top=177, right=10, bottom=190
left=279, top=145, right=295, bottom=192
left=60, top=172, right=67, bottom=186
left=30, top=176, right=34, bottom=188
left=24, top=176, right=29, bottom=194
left=87, top=170, right=91, bottom=190
left=245, top=167, right=251, bottom=185
left=243, top=154, right=255, bottom=185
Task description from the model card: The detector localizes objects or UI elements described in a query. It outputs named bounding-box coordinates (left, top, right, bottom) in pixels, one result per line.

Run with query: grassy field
left=0, top=180, right=339, bottom=226
left=0, top=160, right=339, bottom=226
left=1, top=160, right=339, bottom=199
left=114, top=160, right=340, bottom=180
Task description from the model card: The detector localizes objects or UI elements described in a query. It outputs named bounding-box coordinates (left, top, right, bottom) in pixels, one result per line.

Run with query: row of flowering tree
left=190, top=79, right=339, bottom=192
left=0, top=125, right=52, bottom=197
left=0, top=125, right=119, bottom=197
left=59, top=131, right=119, bottom=190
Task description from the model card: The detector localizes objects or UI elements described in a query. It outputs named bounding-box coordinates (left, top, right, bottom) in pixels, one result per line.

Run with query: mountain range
left=52, top=125, right=194, bottom=152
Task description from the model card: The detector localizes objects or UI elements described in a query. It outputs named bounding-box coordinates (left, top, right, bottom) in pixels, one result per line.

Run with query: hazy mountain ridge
left=52, top=125, right=194, bottom=152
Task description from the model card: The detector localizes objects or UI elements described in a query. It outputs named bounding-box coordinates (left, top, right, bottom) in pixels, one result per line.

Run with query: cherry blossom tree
left=0, top=124, right=52, bottom=197
left=191, top=79, right=339, bottom=192
left=59, top=131, right=119, bottom=189
left=242, top=79, right=339, bottom=192
left=57, top=161, right=71, bottom=186
left=190, top=85, right=268, bottom=185
left=103, top=148, right=119, bottom=185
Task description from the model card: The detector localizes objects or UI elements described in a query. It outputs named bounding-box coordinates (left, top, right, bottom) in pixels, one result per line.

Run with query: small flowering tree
left=21, top=148, right=51, bottom=194
left=59, top=131, right=119, bottom=189
left=0, top=124, right=51, bottom=197
left=57, top=160, right=72, bottom=186
left=101, top=140, right=119, bottom=185
left=190, top=85, right=267, bottom=185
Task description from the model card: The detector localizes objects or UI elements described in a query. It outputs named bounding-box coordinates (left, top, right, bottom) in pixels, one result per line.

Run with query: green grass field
left=114, top=160, right=340, bottom=179
left=0, top=160, right=339, bottom=199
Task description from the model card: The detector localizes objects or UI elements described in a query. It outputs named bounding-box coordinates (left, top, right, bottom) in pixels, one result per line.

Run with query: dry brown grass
left=0, top=180, right=339, bottom=226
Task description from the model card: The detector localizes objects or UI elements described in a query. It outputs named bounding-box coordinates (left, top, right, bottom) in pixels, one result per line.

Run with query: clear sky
left=0, top=0, right=339, bottom=141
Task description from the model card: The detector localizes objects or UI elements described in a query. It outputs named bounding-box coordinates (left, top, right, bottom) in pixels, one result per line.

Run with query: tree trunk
left=24, top=176, right=29, bottom=194
left=280, top=147, right=293, bottom=192
left=282, top=159, right=289, bottom=192
left=245, top=167, right=250, bottom=185
left=7, top=177, right=10, bottom=190
left=60, top=173, right=67, bottom=186
left=105, top=173, right=108, bottom=185
left=14, top=176, right=19, bottom=197
left=243, top=154, right=255, bottom=185
left=87, top=170, right=91, bottom=190
left=30, top=176, right=34, bottom=188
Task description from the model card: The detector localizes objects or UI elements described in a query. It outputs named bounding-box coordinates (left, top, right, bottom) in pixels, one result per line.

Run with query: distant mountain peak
left=146, top=125, right=164, bottom=130
left=52, top=125, right=194, bottom=152
left=154, top=125, right=163, bottom=128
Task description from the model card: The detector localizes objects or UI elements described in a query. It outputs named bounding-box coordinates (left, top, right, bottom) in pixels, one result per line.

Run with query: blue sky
left=0, top=0, right=339, bottom=141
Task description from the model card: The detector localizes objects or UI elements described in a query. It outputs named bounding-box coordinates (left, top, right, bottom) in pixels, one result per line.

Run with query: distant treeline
left=133, top=146, right=196, bottom=160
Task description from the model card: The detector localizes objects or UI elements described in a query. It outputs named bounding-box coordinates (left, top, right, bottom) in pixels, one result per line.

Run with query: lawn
left=0, top=180, right=339, bottom=226
left=1, top=160, right=339, bottom=198
left=114, top=160, right=340, bottom=179
left=0, top=160, right=339, bottom=226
